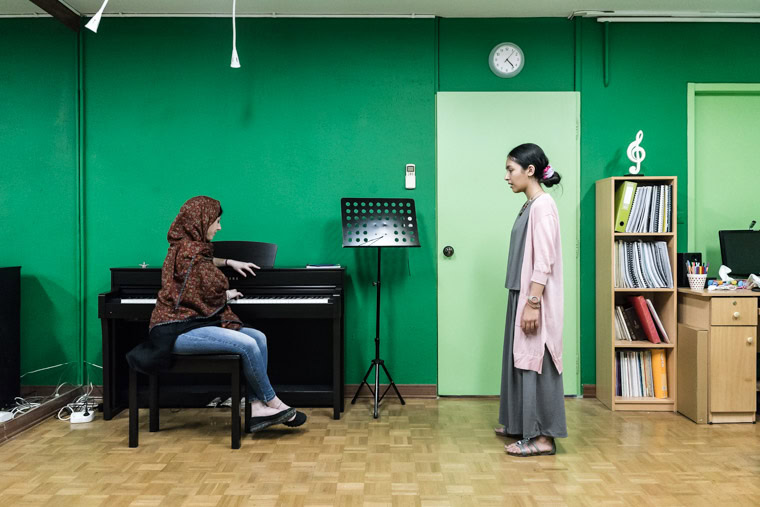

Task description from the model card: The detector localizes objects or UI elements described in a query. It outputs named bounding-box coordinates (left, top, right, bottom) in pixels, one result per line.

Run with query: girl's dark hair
left=508, top=143, right=562, bottom=188
left=218, top=206, right=223, bottom=217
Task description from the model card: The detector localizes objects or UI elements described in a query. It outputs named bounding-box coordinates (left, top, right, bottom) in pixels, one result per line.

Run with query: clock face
left=489, top=43, right=524, bottom=78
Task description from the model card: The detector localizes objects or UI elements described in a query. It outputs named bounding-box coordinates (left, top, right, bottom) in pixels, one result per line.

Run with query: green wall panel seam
left=76, top=22, right=85, bottom=386
left=603, top=22, right=609, bottom=88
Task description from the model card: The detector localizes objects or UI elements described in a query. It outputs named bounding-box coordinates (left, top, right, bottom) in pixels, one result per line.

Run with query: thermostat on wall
left=405, top=164, right=416, bottom=189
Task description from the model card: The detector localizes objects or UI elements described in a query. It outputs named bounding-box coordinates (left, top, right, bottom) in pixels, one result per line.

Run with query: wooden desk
left=677, top=289, right=758, bottom=423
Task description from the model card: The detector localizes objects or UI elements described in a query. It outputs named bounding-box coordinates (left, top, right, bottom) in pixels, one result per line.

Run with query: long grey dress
left=498, top=199, right=567, bottom=440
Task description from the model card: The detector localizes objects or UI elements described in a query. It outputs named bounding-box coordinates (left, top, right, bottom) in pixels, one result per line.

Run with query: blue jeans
left=173, top=326, right=276, bottom=403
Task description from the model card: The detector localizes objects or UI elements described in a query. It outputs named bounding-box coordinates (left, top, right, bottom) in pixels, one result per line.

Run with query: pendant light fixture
left=85, top=0, right=110, bottom=33
left=230, top=0, right=240, bottom=68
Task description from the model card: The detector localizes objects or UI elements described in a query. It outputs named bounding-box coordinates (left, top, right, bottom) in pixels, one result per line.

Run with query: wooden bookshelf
left=595, top=176, right=678, bottom=412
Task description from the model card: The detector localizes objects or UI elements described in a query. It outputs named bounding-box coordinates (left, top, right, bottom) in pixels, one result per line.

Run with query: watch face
left=489, top=43, right=524, bottom=78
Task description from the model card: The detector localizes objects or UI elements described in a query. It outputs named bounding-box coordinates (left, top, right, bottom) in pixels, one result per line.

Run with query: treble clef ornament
left=627, top=130, right=646, bottom=175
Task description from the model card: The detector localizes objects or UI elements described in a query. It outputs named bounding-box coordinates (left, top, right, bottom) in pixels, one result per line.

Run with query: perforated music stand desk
left=341, top=198, right=420, bottom=418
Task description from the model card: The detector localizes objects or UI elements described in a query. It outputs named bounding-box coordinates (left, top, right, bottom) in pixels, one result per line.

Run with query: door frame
left=435, top=91, right=581, bottom=396
left=687, top=83, right=760, bottom=250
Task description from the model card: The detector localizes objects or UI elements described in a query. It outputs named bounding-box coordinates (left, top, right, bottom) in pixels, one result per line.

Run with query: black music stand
left=342, top=198, right=420, bottom=418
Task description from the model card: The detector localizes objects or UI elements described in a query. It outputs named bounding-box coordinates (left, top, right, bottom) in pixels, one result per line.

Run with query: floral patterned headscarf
left=149, top=196, right=242, bottom=330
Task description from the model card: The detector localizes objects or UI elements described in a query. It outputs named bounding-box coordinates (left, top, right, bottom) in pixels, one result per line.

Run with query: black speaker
left=677, top=252, right=702, bottom=288
left=0, top=267, right=21, bottom=409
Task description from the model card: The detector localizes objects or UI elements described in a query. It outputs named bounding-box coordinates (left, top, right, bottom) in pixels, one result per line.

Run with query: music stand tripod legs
left=350, top=248, right=405, bottom=418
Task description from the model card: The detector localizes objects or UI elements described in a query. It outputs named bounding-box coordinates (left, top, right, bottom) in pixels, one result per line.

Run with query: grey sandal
left=494, top=427, right=521, bottom=438
left=506, top=438, right=556, bottom=457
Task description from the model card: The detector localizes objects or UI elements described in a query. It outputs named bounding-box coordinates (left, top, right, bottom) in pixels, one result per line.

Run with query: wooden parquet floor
left=1, top=397, right=759, bottom=506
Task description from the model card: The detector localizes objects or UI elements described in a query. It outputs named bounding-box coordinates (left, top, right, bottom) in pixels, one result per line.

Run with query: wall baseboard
left=582, top=384, right=596, bottom=399
left=346, top=384, right=437, bottom=399
left=1, top=387, right=82, bottom=444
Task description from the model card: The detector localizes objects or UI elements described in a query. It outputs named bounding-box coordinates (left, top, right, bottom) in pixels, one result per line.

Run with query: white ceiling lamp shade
left=85, top=0, right=110, bottom=33
left=230, top=0, right=240, bottom=68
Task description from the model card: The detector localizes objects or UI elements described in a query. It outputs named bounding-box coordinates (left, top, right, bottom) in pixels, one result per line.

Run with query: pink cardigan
left=512, top=193, right=564, bottom=374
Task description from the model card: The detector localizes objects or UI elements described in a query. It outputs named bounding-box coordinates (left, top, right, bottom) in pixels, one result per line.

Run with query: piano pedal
left=206, top=397, right=222, bottom=408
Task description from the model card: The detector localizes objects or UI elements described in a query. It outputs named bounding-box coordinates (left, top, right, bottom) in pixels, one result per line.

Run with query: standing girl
left=495, top=143, right=567, bottom=457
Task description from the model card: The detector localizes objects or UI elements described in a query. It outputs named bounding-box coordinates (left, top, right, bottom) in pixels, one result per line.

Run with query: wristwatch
left=527, top=295, right=541, bottom=306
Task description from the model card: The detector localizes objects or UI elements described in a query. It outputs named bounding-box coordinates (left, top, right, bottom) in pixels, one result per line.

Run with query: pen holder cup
left=687, top=273, right=708, bottom=291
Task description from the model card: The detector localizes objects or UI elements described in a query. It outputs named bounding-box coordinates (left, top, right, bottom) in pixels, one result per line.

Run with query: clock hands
left=502, top=50, right=515, bottom=69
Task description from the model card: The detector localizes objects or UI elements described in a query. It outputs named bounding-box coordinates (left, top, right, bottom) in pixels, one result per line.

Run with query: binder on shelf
left=651, top=348, right=668, bottom=398
left=614, top=181, right=637, bottom=232
left=624, top=187, right=642, bottom=233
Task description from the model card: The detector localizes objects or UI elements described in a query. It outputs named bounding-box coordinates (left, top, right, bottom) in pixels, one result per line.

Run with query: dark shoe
left=283, top=410, right=307, bottom=427
left=248, top=408, right=296, bottom=433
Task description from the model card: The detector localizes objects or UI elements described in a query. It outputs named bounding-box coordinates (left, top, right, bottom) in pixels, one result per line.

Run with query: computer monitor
left=718, top=230, right=760, bottom=278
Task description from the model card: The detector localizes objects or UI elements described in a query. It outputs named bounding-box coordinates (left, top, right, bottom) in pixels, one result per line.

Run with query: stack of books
left=616, top=349, right=668, bottom=398
left=615, top=296, right=670, bottom=343
left=614, top=296, right=670, bottom=343
left=613, top=181, right=672, bottom=233
left=614, top=240, right=673, bottom=288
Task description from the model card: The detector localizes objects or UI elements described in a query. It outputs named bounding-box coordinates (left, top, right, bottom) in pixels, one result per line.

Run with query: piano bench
left=128, top=354, right=252, bottom=449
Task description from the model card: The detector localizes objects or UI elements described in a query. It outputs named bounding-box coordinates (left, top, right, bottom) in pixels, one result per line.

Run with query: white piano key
left=230, top=298, right=329, bottom=304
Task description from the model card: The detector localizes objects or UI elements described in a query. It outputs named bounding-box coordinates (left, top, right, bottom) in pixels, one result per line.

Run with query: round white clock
left=489, top=42, right=524, bottom=78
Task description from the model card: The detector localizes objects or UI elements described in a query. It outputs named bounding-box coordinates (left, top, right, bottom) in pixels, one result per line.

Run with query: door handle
left=443, top=246, right=454, bottom=257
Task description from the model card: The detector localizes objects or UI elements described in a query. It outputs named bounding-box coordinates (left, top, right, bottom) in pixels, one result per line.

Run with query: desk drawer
left=711, top=298, right=758, bottom=326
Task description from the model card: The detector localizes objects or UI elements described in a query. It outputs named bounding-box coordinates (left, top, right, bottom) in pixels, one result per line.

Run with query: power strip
left=70, top=410, right=95, bottom=423
left=0, top=411, right=13, bottom=423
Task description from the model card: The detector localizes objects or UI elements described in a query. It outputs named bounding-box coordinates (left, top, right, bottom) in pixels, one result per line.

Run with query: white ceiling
left=3, top=0, right=760, bottom=18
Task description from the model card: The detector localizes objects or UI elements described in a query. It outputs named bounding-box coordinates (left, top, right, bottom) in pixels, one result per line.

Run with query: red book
left=627, top=295, right=661, bottom=344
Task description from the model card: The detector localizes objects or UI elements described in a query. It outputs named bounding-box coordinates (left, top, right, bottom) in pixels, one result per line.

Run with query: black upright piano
left=98, top=266, right=345, bottom=419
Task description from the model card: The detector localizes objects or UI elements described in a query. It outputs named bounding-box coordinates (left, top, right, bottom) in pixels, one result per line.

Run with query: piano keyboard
left=120, top=296, right=329, bottom=305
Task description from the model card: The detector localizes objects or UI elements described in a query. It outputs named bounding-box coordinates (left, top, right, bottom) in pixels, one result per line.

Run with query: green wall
left=0, top=21, right=80, bottom=386
left=576, top=20, right=760, bottom=384
left=81, top=19, right=437, bottom=385
left=3, top=16, right=760, bottom=388
left=438, top=18, right=575, bottom=91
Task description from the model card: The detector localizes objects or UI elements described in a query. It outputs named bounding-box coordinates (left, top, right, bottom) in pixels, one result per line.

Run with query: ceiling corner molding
left=573, top=10, right=760, bottom=23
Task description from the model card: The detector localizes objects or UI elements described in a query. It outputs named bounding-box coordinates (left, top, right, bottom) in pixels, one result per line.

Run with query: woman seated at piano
left=127, top=196, right=306, bottom=432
